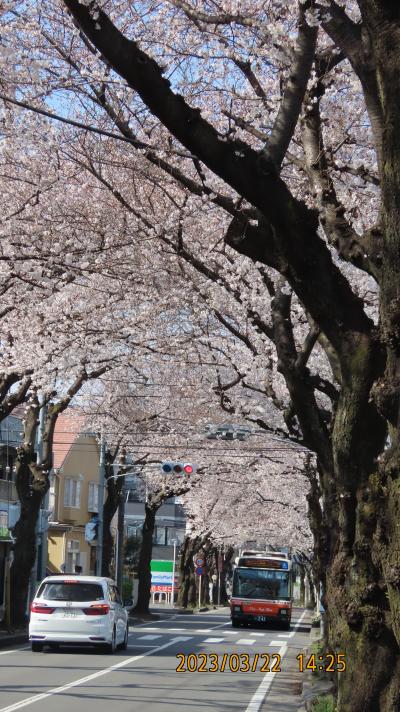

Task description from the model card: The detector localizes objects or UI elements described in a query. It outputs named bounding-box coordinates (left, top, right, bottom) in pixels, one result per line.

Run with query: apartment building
left=47, top=410, right=100, bottom=575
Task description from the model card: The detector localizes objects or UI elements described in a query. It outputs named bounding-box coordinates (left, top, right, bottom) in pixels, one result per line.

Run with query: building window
left=166, top=527, right=185, bottom=546
left=66, top=539, right=80, bottom=573
left=126, top=477, right=143, bottom=503
left=154, top=526, right=167, bottom=545
left=127, top=523, right=142, bottom=539
left=88, top=482, right=99, bottom=513
left=64, top=478, right=81, bottom=508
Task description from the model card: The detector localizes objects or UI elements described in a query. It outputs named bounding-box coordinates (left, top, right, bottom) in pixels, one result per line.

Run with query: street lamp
left=171, top=539, right=178, bottom=607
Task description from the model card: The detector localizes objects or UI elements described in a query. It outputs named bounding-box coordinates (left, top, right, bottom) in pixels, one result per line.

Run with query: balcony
left=0, top=479, right=17, bottom=502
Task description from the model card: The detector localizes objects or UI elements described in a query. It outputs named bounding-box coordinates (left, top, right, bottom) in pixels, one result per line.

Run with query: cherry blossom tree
left=9, top=2, right=395, bottom=707
left=2, top=2, right=400, bottom=706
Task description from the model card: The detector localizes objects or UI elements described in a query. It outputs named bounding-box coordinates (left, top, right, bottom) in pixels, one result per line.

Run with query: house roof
left=11, top=404, right=25, bottom=419
left=53, top=409, right=90, bottom=469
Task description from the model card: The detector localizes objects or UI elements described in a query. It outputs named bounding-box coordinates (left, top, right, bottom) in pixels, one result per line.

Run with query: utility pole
left=38, top=401, right=48, bottom=581
left=171, top=539, right=177, bottom=607
left=116, top=483, right=125, bottom=591
left=96, top=435, right=106, bottom=576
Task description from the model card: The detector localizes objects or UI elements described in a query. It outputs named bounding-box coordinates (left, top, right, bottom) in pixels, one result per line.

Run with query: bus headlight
left=280, top=609, right=288, bottom=616
left=233, top=606, right=241, bottom=612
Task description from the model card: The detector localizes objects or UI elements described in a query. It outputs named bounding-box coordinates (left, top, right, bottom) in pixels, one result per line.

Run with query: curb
left=175, top=608, right=193, bottom=614
left=297, top=628, right=335, bottom=711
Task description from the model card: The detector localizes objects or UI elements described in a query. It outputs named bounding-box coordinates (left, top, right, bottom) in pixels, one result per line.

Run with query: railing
left=0, top=479, right=17, bottom=502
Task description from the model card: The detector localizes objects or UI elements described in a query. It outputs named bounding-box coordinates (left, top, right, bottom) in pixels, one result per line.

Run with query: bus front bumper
left=230, top=604, right=291, bottom=626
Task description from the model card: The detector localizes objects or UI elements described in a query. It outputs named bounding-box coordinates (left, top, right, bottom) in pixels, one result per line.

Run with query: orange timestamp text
left=176, top=652, right=281, bottom=673
left=296, top=653, right=346, bottom=673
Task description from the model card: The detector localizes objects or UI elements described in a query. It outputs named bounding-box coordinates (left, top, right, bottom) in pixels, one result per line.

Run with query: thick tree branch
left=301, top=80, right=381, bottom=280
left=318, top=1, right=384, bottom=165
left=272, top=286, right=333, bottom=473
left=263, top=2, right=318, bottom=169
left=63, top=0, right=374, bottom=365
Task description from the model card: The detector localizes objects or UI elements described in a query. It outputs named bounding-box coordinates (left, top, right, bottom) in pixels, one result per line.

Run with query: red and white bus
left=230, top=551, right=293, bottom=629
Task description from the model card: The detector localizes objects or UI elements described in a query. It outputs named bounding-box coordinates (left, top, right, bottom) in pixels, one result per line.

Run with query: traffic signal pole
left=96, top=436, right=106, bottom=576
left=198, top=574, right=201, bottom=609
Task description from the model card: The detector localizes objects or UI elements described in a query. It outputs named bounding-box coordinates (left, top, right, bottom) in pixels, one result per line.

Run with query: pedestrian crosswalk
left=134, top=628, right=281, bottom=647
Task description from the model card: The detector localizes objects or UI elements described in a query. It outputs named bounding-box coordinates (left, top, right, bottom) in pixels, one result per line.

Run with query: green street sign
left=150, top=560, right=173, bottom=573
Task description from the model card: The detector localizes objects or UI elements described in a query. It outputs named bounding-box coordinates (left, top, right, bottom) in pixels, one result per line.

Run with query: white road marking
left=210, top=621, right=230, bottom=629
left=244, top=611, right=309, bottom=712
left=287, top=610, right=308, bottom=638
left=137, top=627, right=158, bottom=631
left=195, top=629, right=212, bottom=633
left=136, top=635, right=162, bottom=641
left=245, top=643, right=287, bottom=712
left=202, top=637, right=225, bottom=643
left=168, top=636, right=192, bottom=641
left=0, top=646, right=29, bottom=656
left=0, top=636, right=192, bottom=712
left=250, top=633, right=265, bottom=637
left=168, top=628, right=185, bottom=632
left=236, top=639, right=255, bottom=646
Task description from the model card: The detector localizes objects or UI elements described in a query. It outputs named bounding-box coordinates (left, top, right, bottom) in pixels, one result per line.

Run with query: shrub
left=311, top=694, right=336, bottom=712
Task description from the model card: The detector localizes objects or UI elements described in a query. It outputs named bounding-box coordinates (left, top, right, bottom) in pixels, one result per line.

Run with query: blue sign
left=195, top=566, right=204, bottom=576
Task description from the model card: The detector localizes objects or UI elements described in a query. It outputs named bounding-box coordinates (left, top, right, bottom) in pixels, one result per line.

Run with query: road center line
left=0, top=636, right=191, bottom=712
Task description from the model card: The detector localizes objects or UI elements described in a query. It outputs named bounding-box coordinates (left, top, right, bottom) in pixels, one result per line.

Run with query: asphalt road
left=0, top=608, right=310, bottom=712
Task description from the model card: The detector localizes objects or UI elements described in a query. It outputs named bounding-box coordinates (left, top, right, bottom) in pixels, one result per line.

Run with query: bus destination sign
left=238, top=557, right=289, bottom=570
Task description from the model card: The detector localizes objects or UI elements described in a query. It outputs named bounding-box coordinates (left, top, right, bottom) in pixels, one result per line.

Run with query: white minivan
left=29, top=575, right=129, bottom=653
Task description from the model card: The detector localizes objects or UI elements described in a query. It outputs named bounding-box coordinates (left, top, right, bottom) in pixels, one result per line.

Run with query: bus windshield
left=233, top=567, right=290, bottom=601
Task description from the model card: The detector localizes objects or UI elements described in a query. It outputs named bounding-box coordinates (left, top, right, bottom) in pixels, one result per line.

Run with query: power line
left=48, top=442, right=306, bottom=455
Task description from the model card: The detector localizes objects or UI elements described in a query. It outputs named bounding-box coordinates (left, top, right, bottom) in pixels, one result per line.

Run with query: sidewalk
left=0, top=627, right=28, bottom=648
left=297, top=617, right=335, bottom=711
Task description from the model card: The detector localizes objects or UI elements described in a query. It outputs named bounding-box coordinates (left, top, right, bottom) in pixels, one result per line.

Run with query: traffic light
left=161, top=462, right=197, bottom=475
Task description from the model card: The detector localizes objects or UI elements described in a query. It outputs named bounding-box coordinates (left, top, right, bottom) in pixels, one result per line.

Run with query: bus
left=230, top=552, right=293, bottom=629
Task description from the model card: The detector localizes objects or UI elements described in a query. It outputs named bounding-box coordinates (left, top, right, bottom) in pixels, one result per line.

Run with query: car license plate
left=63, top=610, right=79, bottom=617
left=255, top=616, right=266, bottom=622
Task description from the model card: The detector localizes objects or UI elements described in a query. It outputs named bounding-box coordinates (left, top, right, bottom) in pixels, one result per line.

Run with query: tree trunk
left=102, top=472, right=122, bottom=577
left=10, top=399, right=47, bottom=627
left=299, top=566, right=305, bottom=607
left=177, top=536, right=199, bottom=608
left=134, top=503, right=157, bottom=614
left=305, top=565, right=316, bottom=610
left=10, top=460, right=43, bottom=625
left=323, top=13, right=400, bottom=711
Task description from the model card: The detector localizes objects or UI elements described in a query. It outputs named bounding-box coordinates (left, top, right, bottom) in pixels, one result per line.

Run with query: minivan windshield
left=38, top=582, right=104, bottom=601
